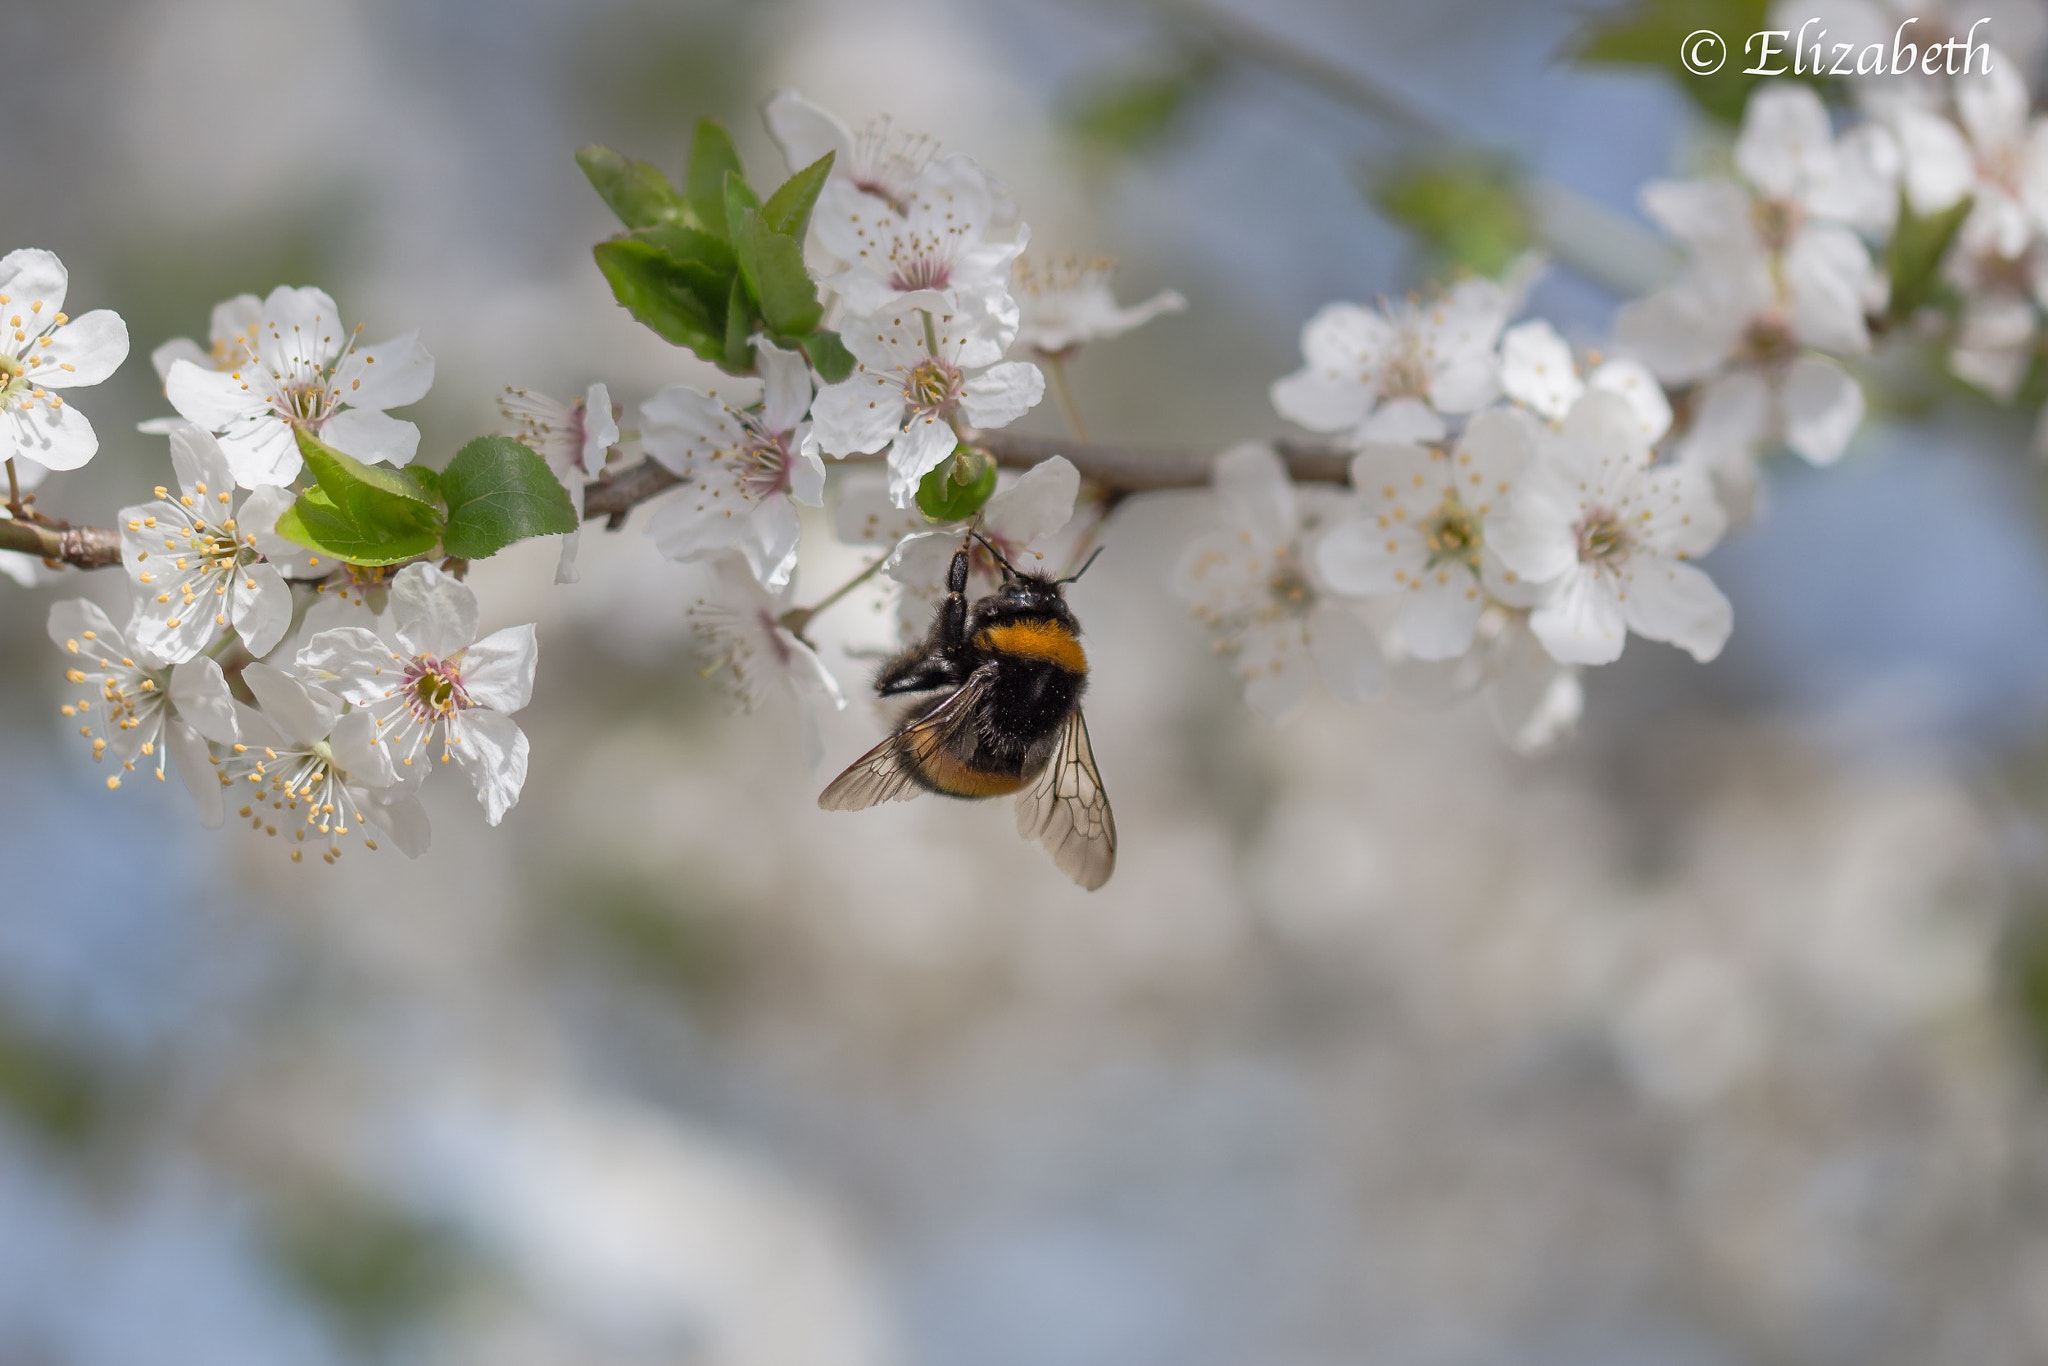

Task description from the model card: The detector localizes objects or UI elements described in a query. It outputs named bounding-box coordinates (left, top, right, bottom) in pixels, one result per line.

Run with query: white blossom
left=0, top=248, right=131, bottom=478
left=1314, top=409, right=1530, bottom=662
left=164, top=284, right=435, bottom=487
left=686, top=553, right=846, bottom=766
left=1489, top=392, right=1732, bottom=666
left=1497, top=320, right=1672, bottom=441
left=48, top=597, right=239, bottom=816
left=763, top=89, right=939, bottom=215
left=1271, top=274, right=1519, bottom=445
left=643, top=340, right=819, bottom=591
left=885, top=455, right=1083, bottom=639
left=221, top=662, right=425, bottom=862
left=807, top=291, right=1043, bottom=507
left=499, top=381, right=618, bottom=584
left=118, top=425, right=294, bottom=663
left=1171, top=443, right=1382, bottom=719
left=1010, top=255, right=1186, bottom=356
left=295, top=563, right=537, bottom=825
left=140, top=293, right=261, bottom=432
left=815, top=153, right=1025, bottom=318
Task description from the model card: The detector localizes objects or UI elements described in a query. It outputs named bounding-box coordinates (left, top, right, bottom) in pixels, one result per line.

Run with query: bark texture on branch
left=578, top=432, right=1351, bottom=526
left=0, top=433, right=1352, bottom=572
left=0, top=517, right=123, bottom=570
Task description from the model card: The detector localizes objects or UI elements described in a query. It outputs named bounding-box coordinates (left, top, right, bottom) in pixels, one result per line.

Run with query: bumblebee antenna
left=1058, top=546, right=1105, bottom=584
left=971, top=531, right=1019, bottom=579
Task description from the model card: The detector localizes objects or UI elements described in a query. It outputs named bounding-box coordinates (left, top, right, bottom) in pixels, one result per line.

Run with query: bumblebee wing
left=1015, top=708, right=1116, bottom=890
left=817, top=672, right=991, bottom=812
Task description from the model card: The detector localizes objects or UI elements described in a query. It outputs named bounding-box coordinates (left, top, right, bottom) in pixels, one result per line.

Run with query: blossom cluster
left=1169, top=54, right=2048, bottom=742
left=16, top=56, right=2048, bottom=860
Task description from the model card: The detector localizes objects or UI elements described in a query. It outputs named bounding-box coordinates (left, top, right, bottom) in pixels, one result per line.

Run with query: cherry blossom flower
left=1010, top=256, right=1186, bottom=356
left=1488, top=392, right=1731, bottom=666
left=1497, top=321, right=1672, bottom=441
left=118, top=425, right=294, bottom=664
left=1170, top=443, right=1382, bottom=719
left=1271, top=273, right=1520, bottom=445
left=221, top=662, right=425, bottom=862
left=1314, top=409, right=1530, bottom=662
left=164, top=284, right=435, bottom=487
left=140, top=294, right=263, bottom=436
left=685, top=553, right=846, bottom=765
left=763, top=89, right=939, bottom=214
left=816, top=154, right=1026, bottom=317
left=295, top=563, right=537, bottom=825
left=807, top=291, right=1043, bottom=506
left=0, top=248, right=131, bottom=478
left=885, top=455, right=1082, bottom=639
left=498, top=381, right=618, bottom=584
left=1619, top=84, right=1894, bottom=468
left=642, top=341, right=818, bottom=590
left=48, top=597, right=238, bottom=814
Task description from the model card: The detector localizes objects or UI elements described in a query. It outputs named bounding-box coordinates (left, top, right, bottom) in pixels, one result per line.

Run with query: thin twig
left=0, top=515, right=123, bottom=569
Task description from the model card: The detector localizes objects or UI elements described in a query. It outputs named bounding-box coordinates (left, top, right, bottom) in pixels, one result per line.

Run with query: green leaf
left=1371, top=153, right=1533, bottom=279
left=723, top=274, right=756, bottom=374
left=279, top=432, right=444, bottom=566
left=798, top=328, right=856, bottom=384
left=1569, top=0, right=1787, bottom=126
left=915, top=448, right=998, bottom=522
left=732, top=205, right=823, bottom=335
left=594, top=238, right=725, bottom=362
left=687, top=120, right=746, bottom=242
left=1060, top=48, right=1221, bottom=155
left=577, top=144, right=691, bottom=229
left=438, top=436, right=580, bottom=561
left=761, top=151, right=835, bottom=239
left=630, top=222, right=738, bottom=278
left=722, top=169, right=763, bottom=245
left=1886, top=192, right=1972, bottom=321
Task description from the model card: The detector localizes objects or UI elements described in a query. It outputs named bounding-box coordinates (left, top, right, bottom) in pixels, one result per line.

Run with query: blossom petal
left=1394, top=570, right=1486, bottom=661
left=1271, top=369, right=1372, bottom=434
left=165, top=360, right=267, bottom=430
left=164, top=717, right=224, bottom=828
left=295, top=626, right=398, bottom=704
left=168, top=423, right=236, bottom=499
left=1897, top=108, right=1975, bottom=213
left=389, top=563, right=478, bottom=659
left=788, top=441, right=826, bottom=506
left=1734, top=82, right=1834, bottom=202
left=365, top=787, right=432, bottom=857
left=331, top=710, right=396, bottom=787
left=1315, top=511, right=1423, bottom=597
left=984, top=455, right=1078, bottom=547
left=0, top=400, right=98, bottom=472
left=758, top=338, right=813, bottom=434
left=1619, top=556, right=1732, bottom=661
left=463, top=623, right=539, bottom=714
left=450, top=707, right=529, bottom=826
left=1780, top=355, right=1864, bottom=465
left=763, top=89, right=851, bottom=174
left=35, top=309, right=129, bottom=389
left=959, top=360, right=1044, bottom=429
left=1783, top=223, right=1874, bottom=354
left=169, top=656, right=241, bottom=745
left=1357, top=397, right=1447, bottom=443
left=809, top=372, right=901, bottom=457
left=1214, top=443, right=1298, bottom=544
left=1586, top=360, right=1671, bottom=444
left=47, top=597, right=126, bottom=657
left=241, top=661, right=341, bottom=745
left=885, top=415, right=961, bottom=507
left=232, top=560, right=293, bottom=657
left=1499, top=320, right=1581, bottom=421
left=0, top=249, right=68, bottom=321
left=253, top=285, right=346, bottom=379
left=1530, top=567, right=1628, bottom=665
left=322, top=408, right=421, bottom=466
left=331, top=331, right=434, bottom=413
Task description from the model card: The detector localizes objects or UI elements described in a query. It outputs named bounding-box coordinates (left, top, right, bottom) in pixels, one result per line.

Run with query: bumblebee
left=818, top=535, right=1116, bottom=890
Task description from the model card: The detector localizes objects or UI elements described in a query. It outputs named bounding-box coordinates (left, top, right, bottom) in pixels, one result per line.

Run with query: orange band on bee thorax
left=975, top=620, right=1088, bottom=674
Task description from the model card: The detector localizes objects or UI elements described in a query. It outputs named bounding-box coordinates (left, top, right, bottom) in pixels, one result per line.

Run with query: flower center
left=1575, top=509, right=1633, bottom=564
left=1423, top=497, right=1481, bottom=573
left=280, top=376, right=337, bottom=426
left=1738, top=315, right=1798, bottom=369
left=889, top=251, right=954, bottom=293
left=906, top=357, right=960, bottom=414
left=1752, top=197, right=1804, bottom=254
left=1377, top=346, right=1432, bottom=400
left=740, top=431, right=793, bottom=500
left=402, top=655, right=469, bottom=722
left=0, top=353, right=29, bottom=406
left=1268, top=550, right=1315, bottom=613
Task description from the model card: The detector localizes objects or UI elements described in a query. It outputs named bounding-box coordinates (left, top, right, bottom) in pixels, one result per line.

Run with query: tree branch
left=579, top=431, right=1351, bottom=526
left=0, top=516, right=123, bottom=570
left=0, top=431, right=1352, bottom=571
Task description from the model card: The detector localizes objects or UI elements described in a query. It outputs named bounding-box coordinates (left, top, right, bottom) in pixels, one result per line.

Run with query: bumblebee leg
left=875, top=547, right=976, bottom=696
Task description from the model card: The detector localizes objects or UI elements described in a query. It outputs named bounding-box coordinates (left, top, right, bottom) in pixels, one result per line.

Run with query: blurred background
left=6, top=0, right=2048, bottom=1361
